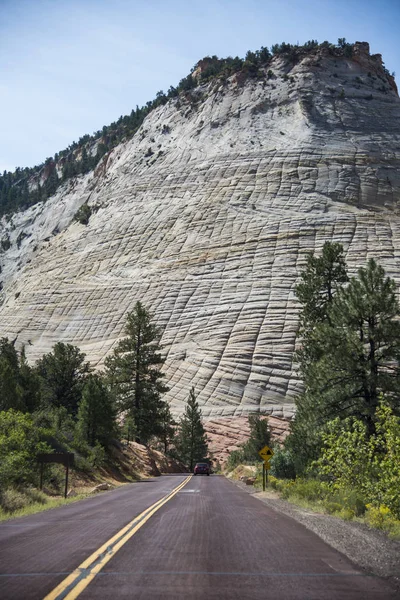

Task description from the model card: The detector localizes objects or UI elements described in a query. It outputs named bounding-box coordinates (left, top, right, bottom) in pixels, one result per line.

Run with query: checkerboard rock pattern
left=1, top=43, right=399, bottom=427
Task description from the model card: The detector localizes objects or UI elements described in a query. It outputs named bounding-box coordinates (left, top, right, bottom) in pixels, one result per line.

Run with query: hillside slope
left=0, top=42, right=399, bottom=421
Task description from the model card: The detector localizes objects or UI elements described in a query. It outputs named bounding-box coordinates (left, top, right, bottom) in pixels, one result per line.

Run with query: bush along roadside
left=225, top=400, right=400, bottom=541
left=265, top=475, right=400, bottom=540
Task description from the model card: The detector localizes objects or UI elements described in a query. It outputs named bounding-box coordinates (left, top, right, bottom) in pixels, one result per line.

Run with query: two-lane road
left=0, top=475, right=396, bottom=599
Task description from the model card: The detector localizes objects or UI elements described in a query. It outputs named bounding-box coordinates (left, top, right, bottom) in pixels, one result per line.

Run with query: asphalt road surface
left=0, top=474, right=397, bottom=599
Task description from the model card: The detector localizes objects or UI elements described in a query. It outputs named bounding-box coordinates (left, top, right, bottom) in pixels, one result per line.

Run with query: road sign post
left=258, top=446, right=273, bottom=491
left=258, top=445, right=274, bottom=462
left=37, top=453, right=74, bottom=498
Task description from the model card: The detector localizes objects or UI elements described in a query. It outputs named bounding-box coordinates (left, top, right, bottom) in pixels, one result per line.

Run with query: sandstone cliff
left=0, top=42, right=399, bottom=424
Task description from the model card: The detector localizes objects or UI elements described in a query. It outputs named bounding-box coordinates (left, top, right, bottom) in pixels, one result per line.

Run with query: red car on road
left=193, top=463, right=210, bottom=475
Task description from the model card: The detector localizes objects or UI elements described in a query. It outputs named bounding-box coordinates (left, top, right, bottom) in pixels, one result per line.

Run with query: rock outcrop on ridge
left=0, top=42, right=399, bottom=424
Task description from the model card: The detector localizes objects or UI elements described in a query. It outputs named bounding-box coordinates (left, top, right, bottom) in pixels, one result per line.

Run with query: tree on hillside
left=176, top=387, right=208, bottom=471
left=242, top=415, right=272, bottom=461
left=0, top=338, right=24, bottom=411
left=226, top=414, right=272, bottom=469
left=295, top=241, right=348, bottom=387
left=305, top=259, right=400, bottom=433
left=0, top=339, right=40, bottom=412
left=36, top=342, right=91, bottom=417
left=104, top=301, right=168, bottom=444
left=295, top=242, right=348, bottom=330
left=288, top=242, right=349, bottom=472
left=158, top=402, right=176, bottom=454
left=18, top=347, right=41, bottom=413
left=288, top=256, right=400, bottom=473
left=76, top=374, right=117, bottom=447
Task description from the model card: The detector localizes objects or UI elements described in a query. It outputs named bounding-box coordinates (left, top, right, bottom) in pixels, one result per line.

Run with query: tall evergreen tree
left=288, top=243, right=349, bottom=472
left=306, top=259, right=400, bottom=433
left=295, top=242, right=348, bottom=394
left=296, top=241, right=348, bottom=330
left=76, top=374, right=116, bottom=446
left=104, top=301, right=168, bottom=444
left=0, top=339, right=40, bottom=412
left=19, top=347, right=41, bottom=413
left=176, top=387, right=208, bottom=470
left=288, top=256, right=400, bottom=473
left=36, top=342, right=91, bottom=416
left=241, top=415, right=272, bottom=461
left=158, top=402, right=176, bottom=454
left=0, top=343, right=23, bottom=411
left=45, top=168, right=59, bottom=197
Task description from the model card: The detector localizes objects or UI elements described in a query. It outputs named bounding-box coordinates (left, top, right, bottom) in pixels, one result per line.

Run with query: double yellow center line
left=44, top=475, right=192, bottom=600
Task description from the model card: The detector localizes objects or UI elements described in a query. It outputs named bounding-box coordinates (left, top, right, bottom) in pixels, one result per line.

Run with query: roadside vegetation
left=226, top=243, right=400, bottom=540
left=0, top=301, right=208, bottom=518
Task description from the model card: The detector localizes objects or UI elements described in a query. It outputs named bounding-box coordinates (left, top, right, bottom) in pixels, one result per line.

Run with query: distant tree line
left=191, top=38, right=356, bottom=84
left=0, top=37, right=375, bottom=219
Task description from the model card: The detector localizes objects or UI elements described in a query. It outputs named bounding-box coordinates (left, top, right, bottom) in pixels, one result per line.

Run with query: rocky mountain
left=0, top=42, right=399, bottom=430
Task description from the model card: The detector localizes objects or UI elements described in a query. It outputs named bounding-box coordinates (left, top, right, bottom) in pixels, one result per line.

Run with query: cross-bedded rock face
left=0, top=44, right=399, bottom=422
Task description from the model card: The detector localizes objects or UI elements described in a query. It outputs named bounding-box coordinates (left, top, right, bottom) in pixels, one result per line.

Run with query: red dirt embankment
left=204, top=416, right=290, bottom=466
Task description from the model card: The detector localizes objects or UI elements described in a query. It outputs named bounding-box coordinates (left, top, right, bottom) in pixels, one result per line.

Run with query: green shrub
left=366, top=504, right=393, bottom=530
left=89, top=443, right=106, bottom=467
left=364, top=504, right=400, bottom=539
left=268, top=475, right=279, bottom=489
left=0, top=486, right=49, bottom=515
left=0, top=488, right=28, bottom=512
left=226, top=449, right=245, bottom=471
left=24, top=487, right=47, bottom=505
left=270, top=447, right=296, bottom=479
left=74, top=203, right=92, bottom=225
left=328, top=487, right=366, bottom=517
left=0, top=410, right=52, bottom=488
left=279, top=480, right=297, bottom=499
left=339, top=508, right=355, bottom=521
left=323, top=501, right=342, bottom=515
left=282, top=478, right=328, bottom=502
left=0, top=486, right=48, bottom=513
left=312, top=401, right=400, bottom=518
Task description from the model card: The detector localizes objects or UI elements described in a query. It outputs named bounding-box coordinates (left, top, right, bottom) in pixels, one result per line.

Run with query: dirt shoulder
left=229, top=477, right=400, bottom=591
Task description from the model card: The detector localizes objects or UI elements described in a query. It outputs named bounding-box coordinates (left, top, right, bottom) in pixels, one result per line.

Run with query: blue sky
left=1, top=0, right=399, bottom=172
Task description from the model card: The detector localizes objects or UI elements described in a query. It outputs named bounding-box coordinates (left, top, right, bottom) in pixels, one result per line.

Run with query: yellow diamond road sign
left=258, top=445, right=274, bottom=462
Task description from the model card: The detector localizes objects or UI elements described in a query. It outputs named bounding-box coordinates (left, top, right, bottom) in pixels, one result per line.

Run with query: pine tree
left=121, top=415, right=136, bottom=444
left=36, top=342, right=91, bottom=416
left=19, top=347, right=41, bottom=413
left=0, top=339, right=41, bottom=412
left=76, top=374, right=116, bottom=446
left=158, top=402, right=176, bottom=454
left=288, top=243, right=349, bottom=472
left=242, top=415, right=271, bottom=461
left=104, top=301, right=168, bottom=444
left=176, top=387, right=208, bottom=470
left=80, top=147, right=90, bottom=174
left=289, top=257, right=400, bottom=473
left=296, top=242, right=348, bottom=330
left=307, top=259, right=400, bottom=433
left=295, top=242, right=348, bottom=385
left=45, top=168, right=59, bottom=197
